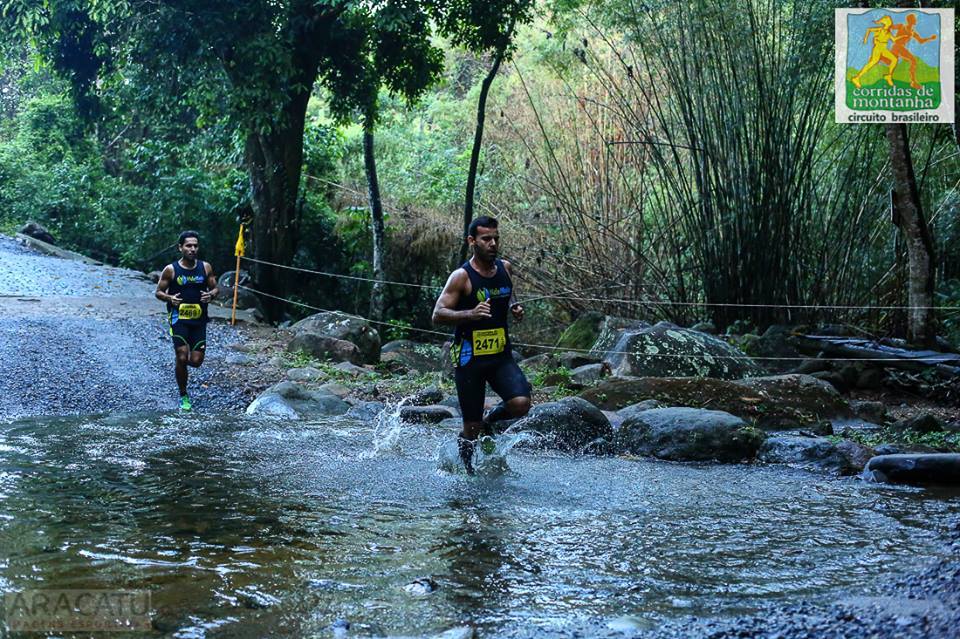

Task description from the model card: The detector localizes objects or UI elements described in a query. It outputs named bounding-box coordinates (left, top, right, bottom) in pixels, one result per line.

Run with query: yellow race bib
left=473, top=328, right=506, bottom=356
left=178, top=303, right=202, bottom=320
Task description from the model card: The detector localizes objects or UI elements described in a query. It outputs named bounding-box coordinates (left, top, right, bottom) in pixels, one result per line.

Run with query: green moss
left=556, top=311, right=604, bottom=350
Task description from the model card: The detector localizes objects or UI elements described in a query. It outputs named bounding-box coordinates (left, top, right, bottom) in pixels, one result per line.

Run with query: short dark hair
left=178, top=230, right=199, bottom=246
left=468, top=216, right=498, bottom=238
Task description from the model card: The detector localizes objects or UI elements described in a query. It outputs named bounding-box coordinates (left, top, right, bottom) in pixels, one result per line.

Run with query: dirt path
left=0, top=235, right=254, bottom=419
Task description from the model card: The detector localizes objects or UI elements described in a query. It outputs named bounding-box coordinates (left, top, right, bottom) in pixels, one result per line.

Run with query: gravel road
left=0, top=235, right=249, bottom=418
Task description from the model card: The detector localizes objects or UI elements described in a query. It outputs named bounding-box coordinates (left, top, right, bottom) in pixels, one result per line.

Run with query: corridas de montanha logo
left=835, top=8, right=954, bottom=123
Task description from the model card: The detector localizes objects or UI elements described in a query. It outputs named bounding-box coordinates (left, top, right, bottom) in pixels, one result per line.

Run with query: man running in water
left=432, top=216, right=532, bottom=474
left=155, top=231, right=219, bottom=411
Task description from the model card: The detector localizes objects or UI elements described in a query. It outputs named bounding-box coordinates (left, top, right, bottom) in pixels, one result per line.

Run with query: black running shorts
left=454, top=354, right=531, bottom=423
left=170, top=321, right=207, bottom=352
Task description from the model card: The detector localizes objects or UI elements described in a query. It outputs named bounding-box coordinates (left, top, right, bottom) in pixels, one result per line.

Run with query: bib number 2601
left=473, top=328, right=506, bottom=356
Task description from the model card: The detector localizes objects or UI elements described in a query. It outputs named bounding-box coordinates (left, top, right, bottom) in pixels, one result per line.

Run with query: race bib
left=473, top=328, right=506, bottom=356
left=178, top=303, right=202, bottom=320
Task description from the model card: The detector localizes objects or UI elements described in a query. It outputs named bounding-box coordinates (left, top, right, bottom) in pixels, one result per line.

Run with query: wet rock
left=836, top=439, right=876, bottom=472
left=558, top=351, right=601, bottom=369
left=512, top=396, right=613, bottom=452
left=411, top=385, right=443, bottom=406
left=691, top=321, right=716, bottom=334
left=403, top=577, right=438, bottom=596
left=581, top=374, right=851, bottom=429
left=850, top=400, right=889, bottom=424
left=293, top=311, right=381, bottom=364
left=438, top=417, right=462, bottom=429
left=874, top=443, right=939, bottom=456
left=519, top=353, right=561, bottom=370
left=148, top=270, right=162, bottom=284
left=287, top=332, right=362, bottom=365
left=864, top=454, right=960, bottom=486
left=588, top=316, right=650, bottom=358
left=319, top=382, right=352, bottom=398
left=381, top=340, right=444, bottom=373
left=746, top=325, right=805, bottom=373
left=439, top=395, right=461, bottom=412
left=894, top=414, right=945, bottom=434
left=811, top=370, right=847, bottom=393
left=556, top=311, right=605, bottom=351
left=245, top=392, right=301, bottom=419
left=803, top=420, right=834, bottom=436
left=20, top=221, right=56, bottom=245
left=570, top=362, right=609, bottom=386
left=333, top=361, right=370, bottom=378
left=758, top=436, right=863, bottom=475
left=616, top=400, right=665, bottom=423
left=400, top=405, right=457, bottom=424
left=345, top=401, right=386, bottom=422
left=246, top=381, right=350, bottom=419
left=831, top=418, right=882, bottom=437
left=615, top=407, right=764, bottom=462
left=856, top=367, right=886, bottom=390
left=593, top=320, right=763, bottom=379
left=792, top=358, right=831, bottom=375
left=286, top=366, right=326, bottom=382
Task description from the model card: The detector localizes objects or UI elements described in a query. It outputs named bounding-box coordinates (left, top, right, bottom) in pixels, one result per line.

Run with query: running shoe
left=179, top=395, right=192, bottom=412
left=480, top=435, right=496, bottom=455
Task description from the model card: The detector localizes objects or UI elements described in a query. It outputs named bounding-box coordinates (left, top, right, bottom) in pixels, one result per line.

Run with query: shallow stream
left=0, top=411, right=958, bottom=637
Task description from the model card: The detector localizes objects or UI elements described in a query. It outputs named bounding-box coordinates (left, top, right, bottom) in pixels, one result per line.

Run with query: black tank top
left=167, top=259, right=208, bottom=325
left=452, top=258, right=513, bottom=366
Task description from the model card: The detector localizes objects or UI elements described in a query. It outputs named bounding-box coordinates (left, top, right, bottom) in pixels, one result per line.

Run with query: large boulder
left=739, top=325, right=805, bottom=373
left=758, top=436, right=871, bottom=475
left=293, top=311, right=381, bottom=364
left=615, top=407, right=764, bottom=462
left=246, top=381, right=350, bottom=419
left=580, top=374, right=851, bottom=429
left=588, top=316, right=650, bottom=360
left=287, top=332, right=363, bottom=365
left=20, top=221, right=56, bottom=245
left=863, top=454, right=960, bottom=486
left=556, top=311, right=606, bottom=351
left=570, top=363, right=609, bottom=386
left=380, top=340, right=444, bottom=374
left=215, top=270, right=264, bottom=314
left=592, top=320, right=764, bottom=379
left=400, top=405, right=458, bottom=424
left=511, top=397, right=613, bottom=452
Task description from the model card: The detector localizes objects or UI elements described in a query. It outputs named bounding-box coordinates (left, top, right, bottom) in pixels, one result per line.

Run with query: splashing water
left=360, top=398, right=411, bottom=459
left=435, top=432, right=535, bottom=477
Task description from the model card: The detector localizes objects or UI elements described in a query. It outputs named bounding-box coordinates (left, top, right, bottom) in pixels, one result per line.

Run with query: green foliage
left=835, top=428, right=960, bottom=454
left=385, top=318, right=412, bottom=341
left=937, top=279, right=960, bottom=349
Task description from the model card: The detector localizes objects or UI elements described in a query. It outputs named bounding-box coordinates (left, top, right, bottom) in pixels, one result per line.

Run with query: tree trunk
left=364, top=116, right=386, bottom=322
left=245, top=85, right=311, bottom=321
left=457, top=48, right=505, bottom=266
left=885, top=123, right=936, bottom=346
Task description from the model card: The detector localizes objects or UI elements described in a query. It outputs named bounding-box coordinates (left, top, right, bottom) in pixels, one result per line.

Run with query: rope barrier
left=239, top=255, right=960, bottom=313
left=240, top=256, right=441, bottom=290
left=238, top=284, right=958, bottom=365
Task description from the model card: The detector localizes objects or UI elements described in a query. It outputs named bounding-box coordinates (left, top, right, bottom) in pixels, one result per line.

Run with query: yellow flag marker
left=231, top=224, right=244, bottom=325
